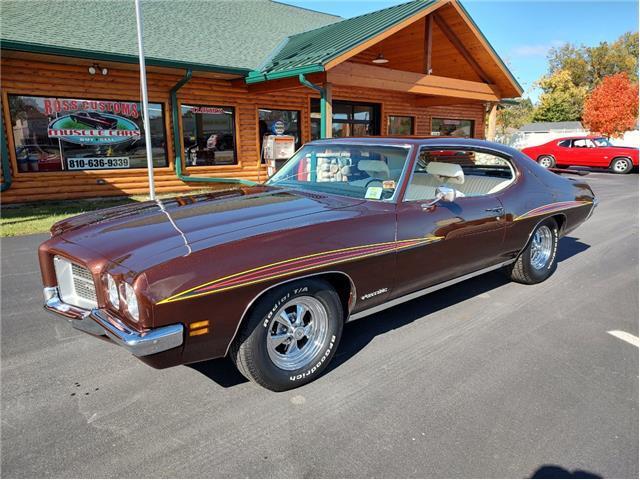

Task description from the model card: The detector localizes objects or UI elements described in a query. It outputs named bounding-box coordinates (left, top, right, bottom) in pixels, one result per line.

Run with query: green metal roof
left=0, top=0, right=340, bottom=74
left=247, top=0, right=438, bottom=82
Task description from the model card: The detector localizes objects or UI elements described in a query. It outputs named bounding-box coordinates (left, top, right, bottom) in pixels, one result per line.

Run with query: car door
left=569, top=138, right=600, bottom=166
left=393, top=147, right=512, bottom=298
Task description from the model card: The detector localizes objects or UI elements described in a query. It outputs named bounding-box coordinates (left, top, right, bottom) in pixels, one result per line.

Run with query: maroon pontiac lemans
left=39, top=138, right=597, bottom=390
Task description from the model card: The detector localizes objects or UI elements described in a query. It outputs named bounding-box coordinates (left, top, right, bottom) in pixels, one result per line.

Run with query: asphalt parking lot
left=1, top=172, right=638, bottom=478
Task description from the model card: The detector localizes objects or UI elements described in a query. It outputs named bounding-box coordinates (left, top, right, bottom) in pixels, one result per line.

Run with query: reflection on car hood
left=53, top=185, right=362, bottom=272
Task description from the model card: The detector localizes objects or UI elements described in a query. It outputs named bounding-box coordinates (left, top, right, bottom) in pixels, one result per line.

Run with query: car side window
left=558, top=140, right=571, bottom=147
left=404, top=148, right=516, bottom=201
left=572, top=139, right=595, bottom=148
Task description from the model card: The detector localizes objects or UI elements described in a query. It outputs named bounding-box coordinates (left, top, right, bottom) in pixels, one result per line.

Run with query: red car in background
left=522, top=136, right=638, bottom=174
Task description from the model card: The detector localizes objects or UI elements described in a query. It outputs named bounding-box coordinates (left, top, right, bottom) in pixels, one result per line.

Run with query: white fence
left=494, top=129, right=640, bottom=149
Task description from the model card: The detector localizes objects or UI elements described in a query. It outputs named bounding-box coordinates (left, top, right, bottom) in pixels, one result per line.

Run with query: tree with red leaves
left=583, top=73, right=639, bottom=138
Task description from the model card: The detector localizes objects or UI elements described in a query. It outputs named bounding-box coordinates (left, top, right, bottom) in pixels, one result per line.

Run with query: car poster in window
left=8, top=95, right=168, bottom=173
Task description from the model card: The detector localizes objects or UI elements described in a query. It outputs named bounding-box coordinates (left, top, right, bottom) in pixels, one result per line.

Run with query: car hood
left=54, top=185, right=363, bottom=272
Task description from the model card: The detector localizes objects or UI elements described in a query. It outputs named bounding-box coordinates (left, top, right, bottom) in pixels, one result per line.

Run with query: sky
left=280, top=0, right=639, bottom=101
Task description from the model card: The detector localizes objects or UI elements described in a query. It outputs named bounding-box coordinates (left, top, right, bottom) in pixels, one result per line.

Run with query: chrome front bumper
left=44, top=287, right=183, bottom=356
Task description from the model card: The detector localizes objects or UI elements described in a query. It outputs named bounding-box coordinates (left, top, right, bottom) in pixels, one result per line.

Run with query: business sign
left=48, top=112, right=140, bottom=146
left=271, top=120, right=286, bottom=135
left=67, top=157, right=130, bottom=170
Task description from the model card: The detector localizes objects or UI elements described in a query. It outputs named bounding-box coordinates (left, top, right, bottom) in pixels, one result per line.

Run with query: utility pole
left=134, top=0, right=156, bottom=200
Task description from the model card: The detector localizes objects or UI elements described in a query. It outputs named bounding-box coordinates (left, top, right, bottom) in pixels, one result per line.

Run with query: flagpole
left=134, top=0, right=156, bottom=200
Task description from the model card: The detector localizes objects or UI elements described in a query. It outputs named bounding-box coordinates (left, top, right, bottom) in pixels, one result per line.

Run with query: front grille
left=53, top=256, right=98, bottom=310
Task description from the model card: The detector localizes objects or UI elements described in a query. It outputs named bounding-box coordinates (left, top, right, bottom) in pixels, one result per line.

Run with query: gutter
left=245, top=65, right=324, bottom=84
left=170, top=69, right=256, bottom=186
left=298, top=74, right=328, bottom=139
left=1, top=108, right=12, bottom=192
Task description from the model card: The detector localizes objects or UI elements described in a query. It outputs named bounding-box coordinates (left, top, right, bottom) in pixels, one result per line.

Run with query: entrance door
left=310, top=100, right=380, bottom=140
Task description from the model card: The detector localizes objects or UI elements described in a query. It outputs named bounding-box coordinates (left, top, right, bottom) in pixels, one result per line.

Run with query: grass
left=0, top=188, right=228, bottom=237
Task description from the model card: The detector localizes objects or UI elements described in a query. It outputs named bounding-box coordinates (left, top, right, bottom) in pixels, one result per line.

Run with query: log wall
left=0, top=55, right=486, bottom=203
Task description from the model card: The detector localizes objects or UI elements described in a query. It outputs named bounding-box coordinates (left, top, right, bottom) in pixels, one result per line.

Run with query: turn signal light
left=189, top=320, right=209, bottom=337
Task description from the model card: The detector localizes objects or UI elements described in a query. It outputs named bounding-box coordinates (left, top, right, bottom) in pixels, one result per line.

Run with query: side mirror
left=421, top=185, right=456, bottom=210
left=435, top=185, right=456, bottom=203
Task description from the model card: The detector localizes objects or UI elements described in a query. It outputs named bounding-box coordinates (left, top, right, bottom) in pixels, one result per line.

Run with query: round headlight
left=124, top=283, right=139, bottom=322
left=106, top=274, right=119, bottom=309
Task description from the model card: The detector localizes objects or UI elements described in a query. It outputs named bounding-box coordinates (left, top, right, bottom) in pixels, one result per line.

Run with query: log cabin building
left=0, top=0, right=522, bottom=203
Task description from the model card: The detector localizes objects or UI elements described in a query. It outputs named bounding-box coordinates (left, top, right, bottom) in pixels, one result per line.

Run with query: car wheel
left=537, top=155, right=556, bottom=169
left=610, top=157, right=633, bottom=174
left=230, top=278, right=343, bottom=391
left=506, top=219, right=558, bottom=284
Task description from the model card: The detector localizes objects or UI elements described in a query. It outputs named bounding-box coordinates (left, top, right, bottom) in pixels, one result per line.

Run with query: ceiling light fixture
left=372, top=53, right=389, bottom=64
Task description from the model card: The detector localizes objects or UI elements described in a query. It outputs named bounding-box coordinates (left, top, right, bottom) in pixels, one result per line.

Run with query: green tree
left=547, top=31, right=639, bottom=89
left=496, top=98, right=534, bottom=133
left=533, top=70, right=587, bottom=122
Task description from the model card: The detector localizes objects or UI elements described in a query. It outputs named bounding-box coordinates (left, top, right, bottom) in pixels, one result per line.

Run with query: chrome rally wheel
left=230, top=278, right=343, bottom=391
left=538, top=155, right=555, bottom=169
left=611, top=157, right=632, bottom=174
left=529, top=225, right=554, bottom=270
left=506, top=219, right=559, bottom=284
left=266, top=296, right=329, bottom=371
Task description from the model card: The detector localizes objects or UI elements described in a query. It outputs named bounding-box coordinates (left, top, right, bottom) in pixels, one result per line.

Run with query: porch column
left=321, top=82, right=333, bottom=138
left=486, top=102, right=498, bottom=141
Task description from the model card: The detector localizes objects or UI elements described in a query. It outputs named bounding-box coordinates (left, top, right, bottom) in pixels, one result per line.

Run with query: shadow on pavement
left=189, top=235, right=589, bottom=388
left=531, top=464, right=602, bottom=478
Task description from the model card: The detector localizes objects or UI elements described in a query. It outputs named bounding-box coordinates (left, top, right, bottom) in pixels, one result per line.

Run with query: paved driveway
left=1, top=172, right=638, bottom=478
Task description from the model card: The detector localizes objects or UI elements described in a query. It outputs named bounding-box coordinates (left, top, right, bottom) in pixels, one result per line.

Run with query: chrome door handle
left=485, top=206, right=504, bottom=214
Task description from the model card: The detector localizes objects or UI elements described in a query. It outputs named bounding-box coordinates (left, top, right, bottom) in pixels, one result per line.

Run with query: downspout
left=170, top=69, right=256, bottom=186
left=298, top=74, right=327, bottom=138
left=1, top=108, right=12, bottom=192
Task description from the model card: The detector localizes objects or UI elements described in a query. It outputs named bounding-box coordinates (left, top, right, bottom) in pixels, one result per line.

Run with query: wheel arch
left=518, top=214, right=566, bottom=255
left=224, top=270, right=356, bottom=356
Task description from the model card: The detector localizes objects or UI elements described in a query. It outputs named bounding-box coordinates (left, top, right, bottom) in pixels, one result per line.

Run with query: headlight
left=124, top=283, right=139, bottom=322
left=106, top=274, right=119, bottom=309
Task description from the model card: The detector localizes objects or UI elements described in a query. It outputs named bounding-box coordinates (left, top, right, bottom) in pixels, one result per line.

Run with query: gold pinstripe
left=158, top=236, right=444, bottom=304
left=513, top=201, right=592, bottom=222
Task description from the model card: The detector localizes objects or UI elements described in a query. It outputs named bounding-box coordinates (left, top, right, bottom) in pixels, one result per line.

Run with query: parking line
left=607, top=330, right=640, bottom=348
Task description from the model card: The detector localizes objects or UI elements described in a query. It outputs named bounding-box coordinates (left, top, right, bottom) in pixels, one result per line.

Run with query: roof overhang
left=0, top=40, right=251, bottom=77
left=246, top=0, right=522, bottom=99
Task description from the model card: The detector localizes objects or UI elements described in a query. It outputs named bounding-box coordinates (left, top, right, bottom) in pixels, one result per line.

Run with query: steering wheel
left=364, top=178, right=384, bottom=189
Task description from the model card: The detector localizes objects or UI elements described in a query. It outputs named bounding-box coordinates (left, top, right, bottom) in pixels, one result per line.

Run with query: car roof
left=308, top=137, right=499, bottom=146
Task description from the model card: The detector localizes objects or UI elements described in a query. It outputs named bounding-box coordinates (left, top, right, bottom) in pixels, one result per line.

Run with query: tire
left=230, top=278, right=343, bottom=391
left=506, top=219, right=559, bottom=284
left=537, top=155, right=556, bottom=169
left=609, top=157, right=633, bottom=174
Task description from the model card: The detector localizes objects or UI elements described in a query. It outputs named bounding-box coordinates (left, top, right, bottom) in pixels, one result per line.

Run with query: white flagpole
left=134, top=0, right=156, bottom=200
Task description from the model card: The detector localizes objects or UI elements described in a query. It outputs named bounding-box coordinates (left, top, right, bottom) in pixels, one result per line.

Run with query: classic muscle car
left=70, top=111, right=119, bottom=130
left=40, top=138, right=597, bottom=391
left=522, top=136, right=638, bottom=174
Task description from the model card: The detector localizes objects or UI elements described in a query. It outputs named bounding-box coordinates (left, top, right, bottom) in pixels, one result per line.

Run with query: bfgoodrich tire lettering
left=506, top=218, right=559, bottom=284
left=230, top=279, right=343, bottom=391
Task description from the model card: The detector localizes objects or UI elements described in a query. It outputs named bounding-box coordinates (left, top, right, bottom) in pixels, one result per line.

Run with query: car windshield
left=593, top=137, right=611, bottom=147
left=266, top=143, right=411, bottom=201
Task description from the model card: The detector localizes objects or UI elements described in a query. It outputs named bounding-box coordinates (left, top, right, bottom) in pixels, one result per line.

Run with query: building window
left=181, top=104, right=237, bottom=166
left=431, top=118, right=474, bottom=138
left=311, top=99, right=380, bottom=140
left=258, top=108, right=301, bottom=162
left=8, top=94, right=167, bottom=173
left=388, top=115, right=414, bottom=135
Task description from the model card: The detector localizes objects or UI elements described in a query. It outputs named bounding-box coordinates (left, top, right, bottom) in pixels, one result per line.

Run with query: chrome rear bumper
left=44, top=287, right=183, bottom=356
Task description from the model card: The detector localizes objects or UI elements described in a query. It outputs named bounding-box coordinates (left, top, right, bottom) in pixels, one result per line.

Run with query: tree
left=533, top=70, right=588, bottom=122
left=547, top=32, right=639, bottom=90
left=583, top=73, right=639, bottom=138
left=496, top=98, right=534, bottom=133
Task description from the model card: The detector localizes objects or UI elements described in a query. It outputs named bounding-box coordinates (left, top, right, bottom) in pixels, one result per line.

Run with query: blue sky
left=280, top=0, right=639, bottom=101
